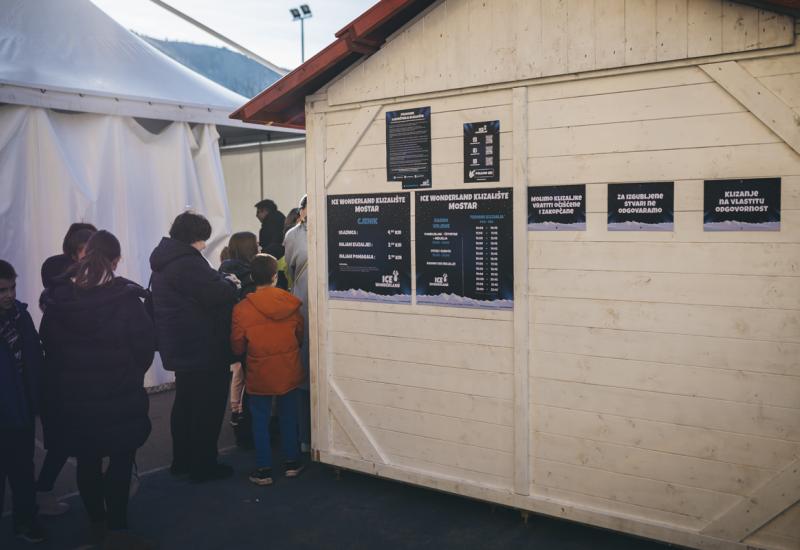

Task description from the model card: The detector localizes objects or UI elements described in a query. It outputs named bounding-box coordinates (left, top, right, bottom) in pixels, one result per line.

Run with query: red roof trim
left=231, top=0, right=798, bottom=129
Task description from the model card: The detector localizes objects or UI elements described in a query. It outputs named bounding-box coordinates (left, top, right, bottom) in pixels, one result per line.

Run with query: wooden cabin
left=232, top=1, right=800, bottom=548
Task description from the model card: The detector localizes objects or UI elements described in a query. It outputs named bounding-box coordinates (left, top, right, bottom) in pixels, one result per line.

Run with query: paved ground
left=2, top=391, right=675, bottom=550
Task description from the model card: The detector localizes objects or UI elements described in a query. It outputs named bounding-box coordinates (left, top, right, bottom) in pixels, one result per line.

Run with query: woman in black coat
left=40, top=230, right=155, bottom=550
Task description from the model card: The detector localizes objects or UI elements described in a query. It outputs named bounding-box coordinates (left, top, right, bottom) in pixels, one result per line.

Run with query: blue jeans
left=249, top=391, right=300, bottom=468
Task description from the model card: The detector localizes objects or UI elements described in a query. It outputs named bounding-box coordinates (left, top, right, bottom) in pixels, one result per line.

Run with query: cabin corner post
left=307, top=106, right=332, bottom=455
left=512, top=86, right=531, bottom=496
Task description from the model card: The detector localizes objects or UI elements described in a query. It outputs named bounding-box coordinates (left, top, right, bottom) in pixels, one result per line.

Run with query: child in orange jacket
left=230, top=254, right=305, bottom=485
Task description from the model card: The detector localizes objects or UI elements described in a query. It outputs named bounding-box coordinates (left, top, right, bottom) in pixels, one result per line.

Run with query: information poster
left=464, top=120, right=500, bottom=183
left=415, top=188, right=513, bottom=309
left=704, top=178, right=781, bottom=231
left=327, top=193, right=411, bottom=303
left=608, top=182, right=674, bottom=231
left=386, top=107, right=432, bottom=189
left=528, top=185, right=586, bottom=230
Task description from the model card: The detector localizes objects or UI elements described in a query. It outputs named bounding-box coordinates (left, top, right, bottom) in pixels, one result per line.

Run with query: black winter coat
left=259, top=211, right=286, bottom=258
left=219, top=258, right=256, bottom=298
left=39, top=278, right=155, bottom=457
left=149, top=238, right=238, bottom=372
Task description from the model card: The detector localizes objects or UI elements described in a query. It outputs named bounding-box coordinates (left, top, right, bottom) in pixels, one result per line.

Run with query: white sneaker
left=36, top=491, right=69, bottom=516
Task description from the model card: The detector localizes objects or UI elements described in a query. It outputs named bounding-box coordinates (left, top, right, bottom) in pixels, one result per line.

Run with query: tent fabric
left=0, top=0, right=245, bottom=110
left=0, top=105, right=232, bottom=387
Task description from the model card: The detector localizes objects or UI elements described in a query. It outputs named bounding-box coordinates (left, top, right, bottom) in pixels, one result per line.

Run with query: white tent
left=0, top=0, right=299, bottom=386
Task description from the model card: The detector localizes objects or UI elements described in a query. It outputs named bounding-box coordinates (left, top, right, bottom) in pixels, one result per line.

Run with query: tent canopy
left=0, top=0, right=302, bottom=136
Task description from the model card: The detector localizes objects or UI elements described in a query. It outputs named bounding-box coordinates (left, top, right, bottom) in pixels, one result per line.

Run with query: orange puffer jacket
left=231, top=287, right=305, bottom=396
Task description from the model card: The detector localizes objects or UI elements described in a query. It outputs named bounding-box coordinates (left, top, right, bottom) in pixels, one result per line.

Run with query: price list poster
left=385, top=107, right=432, bottom=189
left=327, top=193, right=411, bottom=303
left=415, top=189, right=513, bottom=309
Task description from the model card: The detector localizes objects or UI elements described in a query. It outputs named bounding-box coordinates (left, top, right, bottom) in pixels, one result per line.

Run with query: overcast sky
left=90, top=0, right=377, bottom=71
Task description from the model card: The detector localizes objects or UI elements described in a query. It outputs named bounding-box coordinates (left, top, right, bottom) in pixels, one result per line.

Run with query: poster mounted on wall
left=464, top=120, right=500, bottom=183
left=704, top=178, right=781, bottom=231
left=415, top=188, right=513, bottom=309
left=386, top=107, right=432, bottom=189
left=608, top=182, right=674, bottom=231
left=527, top=184, right=586, bottom=230
left=327, top=192, right=412, bottom=303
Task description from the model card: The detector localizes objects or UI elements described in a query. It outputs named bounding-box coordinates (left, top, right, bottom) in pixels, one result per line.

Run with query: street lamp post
left=290, top=4, right=312, bottom=63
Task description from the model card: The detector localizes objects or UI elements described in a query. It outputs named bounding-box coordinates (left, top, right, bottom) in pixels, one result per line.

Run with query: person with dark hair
left=41, top=223, right=97, bottom=289
left=283, top=195, right=311, bottom=451
left=37, top=224, right=98, bottom=516
left=40, top=231, right=156, bottom=550
left=255, top=199, right=286, bottom=258
left=149, top=211, right=239, bottom=482
left=219, top=232, right=259, bottom=449
left=278, top=208, right=302, bottom=291
left=0, top=260, right=47, bottom=544
left=231, top=254, right=305, bottom=485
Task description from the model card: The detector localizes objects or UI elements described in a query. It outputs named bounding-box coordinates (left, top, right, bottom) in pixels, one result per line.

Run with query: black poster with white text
left=528, top=185, right=586, bottom=230
left=386, top=107, right=432, bottom=189
left=327, top=193, right=411, bottom=303
left=608, top=182, right=674, bottom=231
left=464, top=120, right=500, bottom=183
left=704, top=178, right=781, bottom=231
left=415, top=189, right=513, bottom=309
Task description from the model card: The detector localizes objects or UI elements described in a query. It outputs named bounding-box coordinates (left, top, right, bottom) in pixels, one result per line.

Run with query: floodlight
left=300, top=4, right=311, bottom=15
left=290, top=8, right=301, bottom=19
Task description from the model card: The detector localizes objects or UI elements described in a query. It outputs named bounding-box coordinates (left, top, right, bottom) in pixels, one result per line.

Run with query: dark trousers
left=0, top=426, right=36, bottom=526
left=171, top=369, right=230, bottom=475
left=36, top=450, right=68, bottom=492
left=76, top=451, right=135, bottom=531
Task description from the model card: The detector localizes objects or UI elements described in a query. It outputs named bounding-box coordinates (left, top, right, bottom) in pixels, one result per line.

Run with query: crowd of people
left=0, top=195, right=309, bottom=549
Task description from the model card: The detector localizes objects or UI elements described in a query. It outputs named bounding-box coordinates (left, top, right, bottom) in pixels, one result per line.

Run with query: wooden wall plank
left=328, top=298, right=514, bottom=322
left=529, top=82, right=743, bottom=129
left=533, top=350, right=800, bottom=408
left=334, top=377, right=514, bottom=426
left=534, top=431, right=774, bottom=496
left=513, top=86, right=531, bottom=496
left=656, top=0, right=689, bottom=61
left=371, top=426, right=514, bottom=478
left=325, top=105, right=381, bottom=188
left=445, top=0, right=471, bottom=90
left=533, top=324, right=800, bottom=377
left=747, top=501, right=800, bottom=541
left=685, top=0, right=723, bottom=58
left=490, top=0, right=517, bottom=84
left=531, top=296, right=800, bottom=343
left=740, top=54, right=800, bottom=78
left=351, top=401, right=514, bottom=452
left=337, top=161, right=514, bottom=192
left=532, top=379, right=800, bottom=441
left=527, top=66, right=710, bottom=101
left=514, top=0, right=543, bottom=80
left=702, top=457, right=800, bottom=541
left=701, top=61, right=800, bottom=155
left=759, top=73, right=800, bottom=110
left=625, top=0, right=658, bottom=66
left=330, top=332, right=514, bottom=373
left=721, top=1, right=759, bottom=53
left=530, top=241, right=800, bottom=277
left=541, top=0, right=569, bottom=76
left=331, top=416, right=360, bottom=457
left=594, top=0, right=626, bottom=69
left=530, top=269, right=800, bottom=309
left=529, top=111, right=779, bottom=157
left=386, top=451, right=512, bottom=489
left=568, top=0, right=596, bottom=73
left=534, top=458, right=738, bottom=519
left=535, top=404, right=800, bottom=470
left=467, top=0, right=494, bottom=86
left=758, top=9, right=793, bottom=48
left=329, top=308, right=513, bottom=347
left=529, top=144, right=800, bottom=186
left=334, top=354, right=514, bottom=401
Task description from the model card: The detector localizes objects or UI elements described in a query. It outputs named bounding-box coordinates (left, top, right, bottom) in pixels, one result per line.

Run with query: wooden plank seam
left=328, top=379, right=389, bottom=465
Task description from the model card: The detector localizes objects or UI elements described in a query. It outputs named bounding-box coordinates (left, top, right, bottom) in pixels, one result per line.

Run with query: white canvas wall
left=0, top=105, right=233, bottom=387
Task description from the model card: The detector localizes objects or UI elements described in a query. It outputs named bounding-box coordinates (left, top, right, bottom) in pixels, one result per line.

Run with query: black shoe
left=248, top=468, right=273, bottom=486
left=14, top=520, right=47, bottom=544
left=190, top=462, right=234, bottom=483
left=230, top=412, right=244, bottom=427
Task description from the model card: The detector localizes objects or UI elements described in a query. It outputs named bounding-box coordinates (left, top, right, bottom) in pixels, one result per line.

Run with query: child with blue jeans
left=230, top=254, right=305, bottom=485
